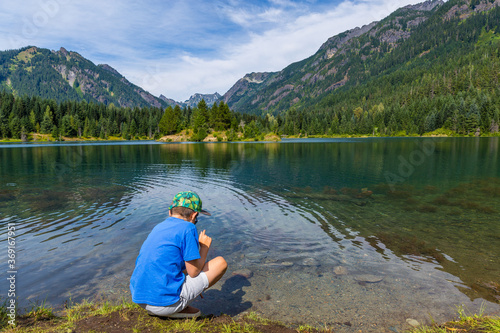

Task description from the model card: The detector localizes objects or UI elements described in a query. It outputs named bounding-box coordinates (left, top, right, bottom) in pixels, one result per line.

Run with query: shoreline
left=1, top=132, right=500, bottom=144
left=2, top=297, right=499, bottom=333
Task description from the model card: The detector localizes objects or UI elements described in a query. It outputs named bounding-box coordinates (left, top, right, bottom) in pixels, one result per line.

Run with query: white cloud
left=129, top=0, right=424, bottom=101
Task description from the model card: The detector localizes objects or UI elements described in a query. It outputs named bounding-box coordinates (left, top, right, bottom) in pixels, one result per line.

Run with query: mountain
left=0, top=46, right=168, bottom=109
left=158, top=94, right=179, bottom=107
left=159, top=92, right=222, bottom=108
left=183, top=93, right=221, bottom=107
left=223, top=0, right=499, bottom=115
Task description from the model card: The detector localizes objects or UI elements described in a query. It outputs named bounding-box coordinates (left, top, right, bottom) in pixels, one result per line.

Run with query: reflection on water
left=0, top=138, right=499, bottom=332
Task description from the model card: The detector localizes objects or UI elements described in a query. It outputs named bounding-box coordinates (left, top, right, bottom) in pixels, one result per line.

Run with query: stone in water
left=334, top=266, right=348, bottom=275
left=354, top=274, right=384, bottom=283
left=406, top=318, right=420, bottom=327
left=302, top=258, right=318, bottom=266
left=232, top=269, right=253, bottom=278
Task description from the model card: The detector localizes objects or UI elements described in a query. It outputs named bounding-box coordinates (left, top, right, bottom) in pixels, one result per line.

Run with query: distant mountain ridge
left=222, top=0, right=500, bottom=115
left=0, top=45, right=223, bottom=109
left=160, top=92, right=222, bottom=108
left=222, top=0, right=446, bottom=114
left=0, top=46, right=172, bottom=109
left=183, top=92, right=222, bottom=107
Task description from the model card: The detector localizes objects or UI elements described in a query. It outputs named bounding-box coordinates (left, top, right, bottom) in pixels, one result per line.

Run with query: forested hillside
left=225, top=0, right=500, bottom=136
left=0, top=47, right=169, bottom=109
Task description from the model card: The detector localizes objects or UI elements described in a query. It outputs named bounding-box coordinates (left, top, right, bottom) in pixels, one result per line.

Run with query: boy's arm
left=185, top=230, right=212, bottom=278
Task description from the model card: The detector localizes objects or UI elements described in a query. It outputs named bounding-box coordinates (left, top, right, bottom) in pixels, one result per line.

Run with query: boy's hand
left=198, top=230, right=212, bottom=248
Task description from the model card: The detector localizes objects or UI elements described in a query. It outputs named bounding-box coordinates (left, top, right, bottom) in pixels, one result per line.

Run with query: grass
left=422, top=128, right=457, bottom=137
left=409, top=305, right=500, bottom=333
left=0, top=298, right=323, bottom=333
left=25, top=301, right=55, bottom=322
left=1, top=298, right=499, bottom=333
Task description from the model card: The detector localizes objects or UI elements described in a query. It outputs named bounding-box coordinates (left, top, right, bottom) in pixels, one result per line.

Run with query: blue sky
left=0, top=0, right=422, bottom=101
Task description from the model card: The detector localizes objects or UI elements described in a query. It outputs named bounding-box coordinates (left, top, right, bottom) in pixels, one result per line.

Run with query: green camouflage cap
left=169, top=191, right=211, bottom=216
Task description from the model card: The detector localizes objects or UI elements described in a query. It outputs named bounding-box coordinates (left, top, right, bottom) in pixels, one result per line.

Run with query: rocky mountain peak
left=98, top=64, right=122, bottom=77
left=404, top=0, right=444, bottom=12
left=59, top=47, right=68, bottom=56
left=185, top=92, right=221, bottom=107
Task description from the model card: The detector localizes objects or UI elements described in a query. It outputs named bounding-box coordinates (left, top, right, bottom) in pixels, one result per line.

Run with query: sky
left=0, top=0, right=424, bottom=102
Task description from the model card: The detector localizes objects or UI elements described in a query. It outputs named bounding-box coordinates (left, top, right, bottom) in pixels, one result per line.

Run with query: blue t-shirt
left=130, top=217, right=201, bottom=306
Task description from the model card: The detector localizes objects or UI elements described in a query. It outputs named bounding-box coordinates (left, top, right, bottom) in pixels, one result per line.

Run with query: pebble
left=302, top=258, right=318, bottom=266
left=232, top=269, right=253, bottom=278
left=262, top=263, right=282, bottom=268
left=406, top=318, right=420, bottom=327
left=334, top=266, right=348, bottom=275
left=245, top=253, right=261, bottom=260
left=353, top=274, right=384, bottom=283
left=281, top=261, right=293, bottom=267
left=264, top=258, right=277, bottom=264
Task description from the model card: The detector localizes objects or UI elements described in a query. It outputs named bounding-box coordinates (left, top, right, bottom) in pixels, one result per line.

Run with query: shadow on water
left=192, top=275, right=253, bottom=316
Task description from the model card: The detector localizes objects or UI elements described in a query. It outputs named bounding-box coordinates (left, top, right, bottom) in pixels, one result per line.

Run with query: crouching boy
left=130, top=191, right=227, bottom=318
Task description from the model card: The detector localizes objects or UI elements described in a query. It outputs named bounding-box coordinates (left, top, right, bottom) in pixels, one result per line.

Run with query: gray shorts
left=140, top=272, right=209, bottom=316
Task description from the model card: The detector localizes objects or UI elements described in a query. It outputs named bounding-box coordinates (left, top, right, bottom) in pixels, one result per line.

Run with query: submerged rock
left=301, top=258, right=318, bottom=266
left=406, top=318, right=420, bottom=327
left=354, top=274, right=384, bottom=283
left=245, top=253, right=261, bottom=260
left=281, top=261, right=294, bottom=267
left=334, top=266, right=348, bottom=275
left=232, top=269, right=253, bottom=278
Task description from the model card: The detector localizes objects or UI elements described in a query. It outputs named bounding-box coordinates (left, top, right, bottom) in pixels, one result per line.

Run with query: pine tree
left=129, top=119, right=137, bottom=138
left=197, top=100, right=209, bottom=124
left=29, top=110, right=37, bottom=132
left=191, top=108, right=207, bottom=134
left=9, top=116, right=21, bottom=139
left=83, top=117, right=90, bottom=137
left=121, top=122, right=130, bottom=140
left=51, top=125, right=59, bottom=140
left=159, top=106, right=179, bottom=135
left=40, top=106, right=54, bottom=134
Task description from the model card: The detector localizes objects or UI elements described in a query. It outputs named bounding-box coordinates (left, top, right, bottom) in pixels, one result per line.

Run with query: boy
left=130, top=191, right=227, bottom=318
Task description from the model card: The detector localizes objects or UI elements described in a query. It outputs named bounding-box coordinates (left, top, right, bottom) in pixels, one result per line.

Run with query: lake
left=1, top=137, right=499, bottom=332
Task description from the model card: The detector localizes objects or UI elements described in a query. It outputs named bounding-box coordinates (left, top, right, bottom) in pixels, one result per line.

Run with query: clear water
left=1, top=138, right=499, bottom=332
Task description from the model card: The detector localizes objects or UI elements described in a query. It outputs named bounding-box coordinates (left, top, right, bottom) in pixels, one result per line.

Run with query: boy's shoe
left=167, top=306, right=201, bottom=319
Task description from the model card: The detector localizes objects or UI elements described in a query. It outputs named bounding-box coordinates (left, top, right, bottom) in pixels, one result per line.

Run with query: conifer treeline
left=0, top=92, right=260, bottom=141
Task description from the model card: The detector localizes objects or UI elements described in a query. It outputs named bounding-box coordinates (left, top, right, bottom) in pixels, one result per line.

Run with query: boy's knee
left=215, top=256, right=228, bottom=272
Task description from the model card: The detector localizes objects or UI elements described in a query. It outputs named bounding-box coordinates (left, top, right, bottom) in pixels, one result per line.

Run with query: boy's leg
left=174, top=258, right=227, bottom=316
left=202, top=256, right=227, bottom=288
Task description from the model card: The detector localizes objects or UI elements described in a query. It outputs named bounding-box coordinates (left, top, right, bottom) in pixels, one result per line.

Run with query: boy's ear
left=168, top=209, right=172, bottom=217
left=190, top=211, right=199, bottom=222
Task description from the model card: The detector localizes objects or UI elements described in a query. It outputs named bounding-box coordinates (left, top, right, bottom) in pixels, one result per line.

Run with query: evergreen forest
left=0, top=93, right=262, bottom=141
